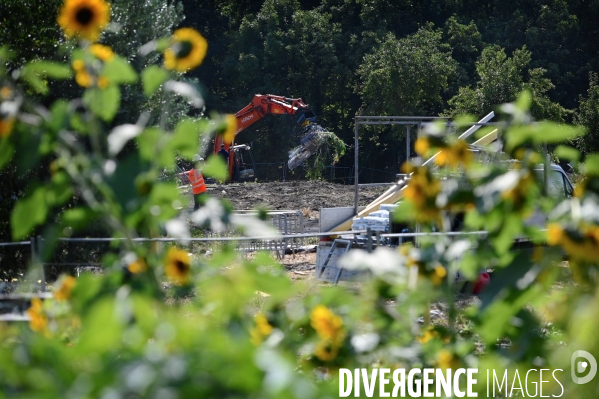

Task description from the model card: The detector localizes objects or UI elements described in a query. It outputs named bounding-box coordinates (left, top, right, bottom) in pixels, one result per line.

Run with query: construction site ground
left=206, top=180, right=387, bottom=278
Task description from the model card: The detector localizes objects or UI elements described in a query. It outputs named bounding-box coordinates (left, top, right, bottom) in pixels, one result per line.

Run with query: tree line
left=181, top=0, right=599, bottom=175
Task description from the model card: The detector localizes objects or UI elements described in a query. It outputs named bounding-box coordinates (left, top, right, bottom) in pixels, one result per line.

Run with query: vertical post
left=30, top=235, right=36, bottom=267
left=354, top=120, right=359, bottom=215
left=544, top=142, right=549, bottom=196
left=367, top=227, right=372, bottom=253
left=406, top=125, right=411, bottom=164
left=38, top=235, right=46, bottom=292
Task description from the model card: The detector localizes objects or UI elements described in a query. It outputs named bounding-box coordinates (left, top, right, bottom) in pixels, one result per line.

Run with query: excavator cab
left=230, top=144, right=256, bottom=182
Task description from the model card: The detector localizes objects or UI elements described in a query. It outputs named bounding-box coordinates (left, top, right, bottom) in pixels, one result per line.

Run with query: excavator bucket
left=296, top=109, right=317, bottom=125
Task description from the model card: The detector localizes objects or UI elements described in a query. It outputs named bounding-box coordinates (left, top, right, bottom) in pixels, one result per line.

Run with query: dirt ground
left=204, top=180, right=387, bottom=277
left=207, top=180, right=386, bottom=215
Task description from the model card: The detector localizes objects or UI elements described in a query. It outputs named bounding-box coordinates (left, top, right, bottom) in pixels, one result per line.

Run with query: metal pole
left=38, top=235, right=46, bottom=292
left=354, top=120, right=359, bottom=215
left=544, top=142, right=549, bottom=196
left=406, top=125, right=411, bottom=163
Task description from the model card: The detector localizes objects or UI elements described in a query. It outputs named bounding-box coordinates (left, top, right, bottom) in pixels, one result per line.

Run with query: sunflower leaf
left=170, top=118, right=204, bottom=159
left=25, top=61, right=73, bottom=80
left=83, top=86, right=121, bottom=122
left=20, top=68, right=48, bottom=94
left=102, top=56, right=138, bottom=85
left=11, top=186, right=48, bottom=240
left=202, top=154, right=228, bottom=181
left=141, top=65, right=168, bottom=97
left=0, top=139, right=14, bottom=169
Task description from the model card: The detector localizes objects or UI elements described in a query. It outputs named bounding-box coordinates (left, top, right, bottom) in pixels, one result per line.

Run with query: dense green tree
left=446, top=45, right=567, bottom=121
left=0, top=0, right=64, bottom=67
left=357, top=25, right=457, bottom=116
left=574, top=73, right=599, bottom=157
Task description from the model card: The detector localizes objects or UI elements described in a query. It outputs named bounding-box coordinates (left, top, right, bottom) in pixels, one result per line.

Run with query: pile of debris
left=287, top=124, right=338, bottom=170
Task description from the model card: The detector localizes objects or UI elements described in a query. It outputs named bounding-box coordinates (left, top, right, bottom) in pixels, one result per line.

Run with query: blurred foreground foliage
left=2, top=1, right=599, bottom=398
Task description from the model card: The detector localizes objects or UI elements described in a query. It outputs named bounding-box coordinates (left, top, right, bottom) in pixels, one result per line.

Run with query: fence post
left=29, top=236, right=46, bottom=292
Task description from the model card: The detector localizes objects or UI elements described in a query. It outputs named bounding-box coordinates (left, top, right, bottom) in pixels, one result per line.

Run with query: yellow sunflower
left=164, top=247, right=191, bottom=284
left=127, top=258, right=147, bottom=274
left=58, top=0, right=111, bottom=42
left=27, top=298, right=48, bottom=333
left=430, top=264, right=447, bottom=286
left=250, top=314, right=274, bottom=345
left=164, top=28, right=208, bottom=72
left=434, top=139, right=472, bottom=168
left=414, top=137, right=430, bottom=156
left=435, top=349, right=460, bottom=370
left=222, top=114, right=238, bottom=144
left=89, top=43, right=114, bottom=61
left=54, top=275, right=76, bottom=301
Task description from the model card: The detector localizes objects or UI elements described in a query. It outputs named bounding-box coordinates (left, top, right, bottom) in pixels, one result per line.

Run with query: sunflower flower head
left=164, top=28, right=208, bottom=72
left=414, top=137, right=430, bottom=156
left=314, top=340, right=342, bottom=362
left=89, top=43, right=114, bottom=61
left=127, top=258, right=147, bottom=274
left=402, top=164, right=442, bottom=222
left=310, top=305, right=344, bottom=342
left=54, top=275, right=76, bottom=301
left=435, top=349, right=460, bottom=370
left=250, top=314, right=274, bottom=345
left=58, top=0, right=111, bottom=42
left=547, top=223, right=599, bottom=264
left=164, top=247, right=191, bottom=285
left=417, top=326, right=440, bottom=344
left=221, top=114, right=238, bottom=144
left=433, top=139, right=472, bottom=168
left=546, top=223, right=564, bottom=246
left=430, top=264, right=447, bottom=286
left=27, top=298, right=48, bottom=333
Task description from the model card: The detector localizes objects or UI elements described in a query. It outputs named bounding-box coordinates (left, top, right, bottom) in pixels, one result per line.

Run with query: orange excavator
left=213, top=94, right=318, bottom=181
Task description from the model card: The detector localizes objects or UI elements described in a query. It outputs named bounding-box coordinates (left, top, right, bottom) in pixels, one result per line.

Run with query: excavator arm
left=213, top=94, right=316, bottom=153
left=213, top=94, right=318, bottom=181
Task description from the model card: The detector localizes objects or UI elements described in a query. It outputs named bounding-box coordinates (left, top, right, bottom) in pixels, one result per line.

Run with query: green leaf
left=506, top=122, right=585, bottom=150
left=48, top=100, right=69, bottom=133
left=25, top=61, right=72, bottom=80
left=148, top=182, right=180, bottom=220
left=78, top=298, right=125, bottom=353
left=47, top=172, right=73, bottom=205
left=61, top=208, right=97, bottom=231
left=141, top=65, right=168, bottom=97
left=203, top=154, right=229, bottom=181
left=83, top=86, right=121, bottom=122
left=533, top=122, right=585, bottom=144
left=102, top=56, right=138, bottom=85
left=515, top=90, right=532, bottom=111
left=0, top=139, right=14, bottom=169
left=20, top=68, right=48, bottom=94
left=583, top=155, right=599, bottom=176
left=136, top=127, right=173, bottom=167
left=170, top=118, right=204, bottom=159
left=11, top=186, right=48, bottom=239
left=554, top=145, right=580, bottom=162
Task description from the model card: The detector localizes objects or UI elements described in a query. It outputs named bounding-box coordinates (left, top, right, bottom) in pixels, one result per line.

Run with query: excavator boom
left=214, top=94, right=316, bottom=153
left=214, top=94, right=326, bottom=181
